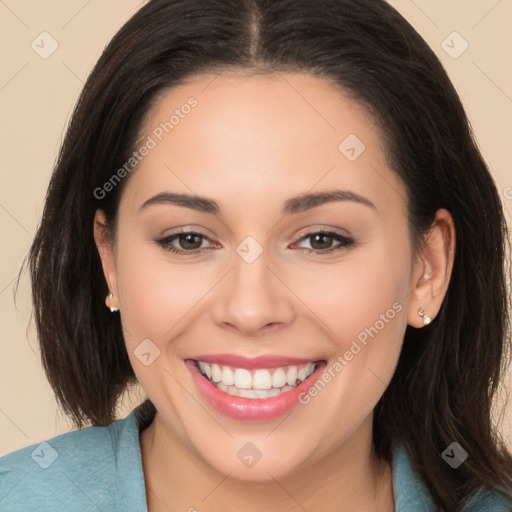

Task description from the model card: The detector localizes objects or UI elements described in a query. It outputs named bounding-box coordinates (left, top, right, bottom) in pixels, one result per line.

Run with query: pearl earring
left=417, top=307, right=431, bottom=325
left=107, top=293, right=120, bottom=313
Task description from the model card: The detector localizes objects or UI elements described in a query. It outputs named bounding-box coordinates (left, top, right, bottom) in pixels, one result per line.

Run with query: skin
left=94, top=71, right=455, bottom=511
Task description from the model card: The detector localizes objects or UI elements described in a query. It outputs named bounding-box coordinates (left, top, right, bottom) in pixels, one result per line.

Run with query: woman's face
left=96, top=71, right=430, bottom=480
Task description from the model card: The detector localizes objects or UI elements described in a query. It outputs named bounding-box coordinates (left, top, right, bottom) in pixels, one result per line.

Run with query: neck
left=140, top=412, right=394, bottom=512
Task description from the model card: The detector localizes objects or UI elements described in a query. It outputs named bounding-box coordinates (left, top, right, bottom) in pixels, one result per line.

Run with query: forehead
left=123, top=71, right=405, bottom=220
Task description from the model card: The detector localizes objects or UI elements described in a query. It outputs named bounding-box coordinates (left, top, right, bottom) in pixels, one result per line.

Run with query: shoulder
left=392, top=443, right=512, bottom=512
left=0, top=411, right=139, bottom=512
left=464, top=486, right=512, bottom=511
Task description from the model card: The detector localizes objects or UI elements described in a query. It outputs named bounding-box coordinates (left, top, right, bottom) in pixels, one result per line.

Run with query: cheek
left=294, top=252, right=410, bottom=437
left=292, top=248, right=410, bottom=349
left=114, top=238, right=223, bottom=398
left=291, top=240, right=411, bottom=417
left=114, top=236, right=208, bottom=345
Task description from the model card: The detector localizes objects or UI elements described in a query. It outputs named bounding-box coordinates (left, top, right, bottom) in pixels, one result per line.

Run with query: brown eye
left=176, top=233, right=203, bottom=250
left=156, top=231, right=212, bottom=254
left=310, top=233, right=335, bottom=250
left=295, top=231, right=355, bottom=254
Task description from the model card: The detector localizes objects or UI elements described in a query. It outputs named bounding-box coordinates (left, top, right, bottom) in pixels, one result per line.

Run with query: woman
left=1, top=0, right=511, bottom=510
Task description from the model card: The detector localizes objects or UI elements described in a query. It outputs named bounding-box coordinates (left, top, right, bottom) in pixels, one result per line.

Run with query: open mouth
left=194, top=360, right=321, bottom=399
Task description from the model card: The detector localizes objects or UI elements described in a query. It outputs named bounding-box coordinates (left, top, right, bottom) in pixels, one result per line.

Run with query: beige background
left=0, top=0, right=511, bottom=455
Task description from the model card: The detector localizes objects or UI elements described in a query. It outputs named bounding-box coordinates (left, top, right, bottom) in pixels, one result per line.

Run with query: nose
left=210, top=249, right=296, bottom=337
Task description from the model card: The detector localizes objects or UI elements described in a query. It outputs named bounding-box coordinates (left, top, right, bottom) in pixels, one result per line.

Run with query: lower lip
left=185, top=359, right=326, bottom=422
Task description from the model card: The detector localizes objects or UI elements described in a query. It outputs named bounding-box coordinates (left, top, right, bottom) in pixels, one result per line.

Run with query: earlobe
left=93, top=209, right=119, bottom=310
left=407, top=208, right=456, bottom=328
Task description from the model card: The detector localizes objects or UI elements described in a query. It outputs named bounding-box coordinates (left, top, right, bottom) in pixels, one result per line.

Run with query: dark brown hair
left=23, top=0, right=512, bottom=509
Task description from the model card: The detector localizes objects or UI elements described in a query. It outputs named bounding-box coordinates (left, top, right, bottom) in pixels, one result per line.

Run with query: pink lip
left=185, top=359, right=327, bottom=422
left=188, top=353, right=319, bottom=369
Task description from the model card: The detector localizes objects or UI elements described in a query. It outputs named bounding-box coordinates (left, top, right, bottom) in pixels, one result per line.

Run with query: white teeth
left=238, top=389, right=258, bottom=399
left=199, top=361, right=211, bottom=380
left=272, top=368, right=287, bottom=388
left=297, top=367, right=307, bottom=381
left=197, top=360, right=318, bottom=398
left=253, top=369, right=272, bottom=390
left=286, top=366, right=298, bottom=386
left=254, top=388, right=273, bottom=398
left=223, top=385, right=284, bottom=398
left=234, top=368, right=252, bottom=389
left=221, top=366, right=235, bottom=386
left=211, top=364, right=222, bottom=383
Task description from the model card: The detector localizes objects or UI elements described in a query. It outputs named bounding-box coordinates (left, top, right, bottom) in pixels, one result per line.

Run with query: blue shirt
left=1, top=403, right=510, bottom=511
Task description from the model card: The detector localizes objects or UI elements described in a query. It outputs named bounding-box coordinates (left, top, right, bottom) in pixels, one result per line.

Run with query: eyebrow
left=139, top=189, right=377, bottom=215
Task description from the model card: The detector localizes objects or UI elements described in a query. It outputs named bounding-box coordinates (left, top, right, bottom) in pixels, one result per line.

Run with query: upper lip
left=188, top=353, right=323, bottom=369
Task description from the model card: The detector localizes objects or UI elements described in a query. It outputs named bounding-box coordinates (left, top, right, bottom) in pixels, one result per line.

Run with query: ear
left=93, top=209, right=119, bottom=311
left=407, top=208, right=456, bottom=327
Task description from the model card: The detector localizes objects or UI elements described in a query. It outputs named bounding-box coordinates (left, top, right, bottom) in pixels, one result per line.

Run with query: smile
left=196, top=361, right=317, bottom=399
left=185, top=356, right=327, bottom=421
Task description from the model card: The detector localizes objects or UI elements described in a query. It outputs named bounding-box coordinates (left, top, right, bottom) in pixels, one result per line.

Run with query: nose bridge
left=210, top=239, right=295, bottom=335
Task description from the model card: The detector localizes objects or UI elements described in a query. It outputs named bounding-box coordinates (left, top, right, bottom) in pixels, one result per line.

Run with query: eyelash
left=155, top=230, right=355, bottom=255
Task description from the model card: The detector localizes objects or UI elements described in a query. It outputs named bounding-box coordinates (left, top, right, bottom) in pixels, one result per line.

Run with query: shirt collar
left=391, top=442, right=436, bottom=511
left=115, top=404, right=150, bottom=511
